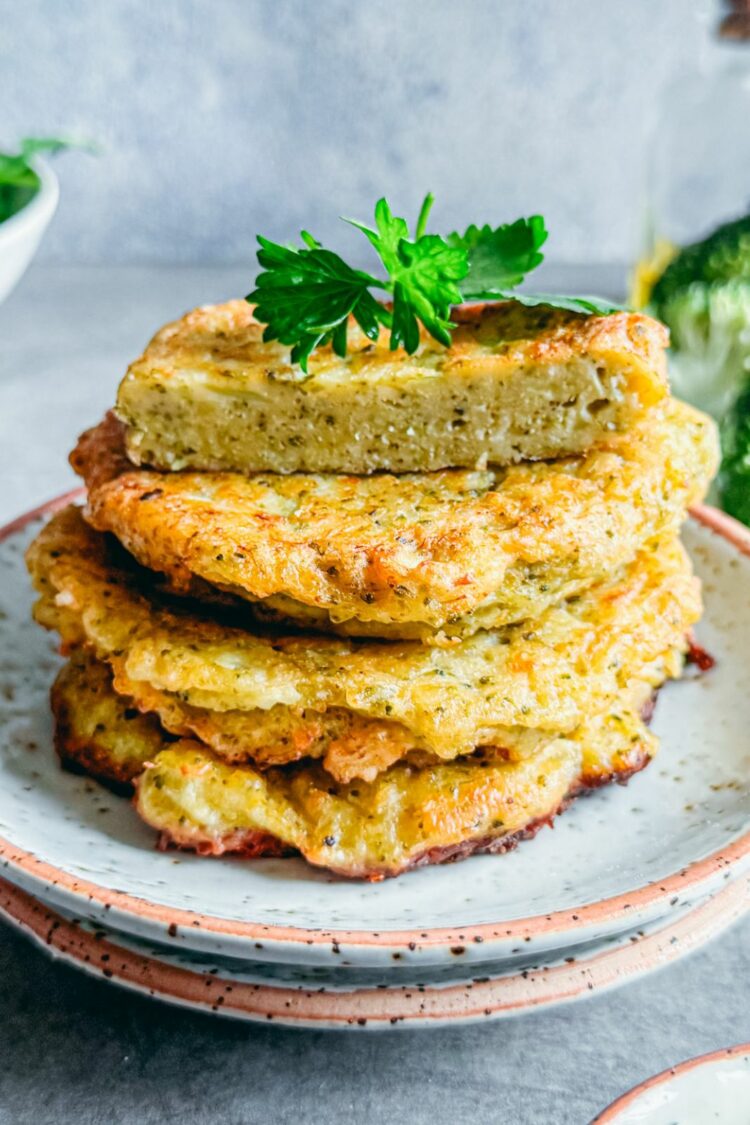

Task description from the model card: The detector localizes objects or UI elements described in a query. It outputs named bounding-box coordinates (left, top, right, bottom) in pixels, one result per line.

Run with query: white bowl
left=0, top=157, right=58, bottom=304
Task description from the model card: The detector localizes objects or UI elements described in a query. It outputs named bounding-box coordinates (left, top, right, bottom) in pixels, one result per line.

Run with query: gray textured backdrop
left=2, top=0, right=705, bottom=264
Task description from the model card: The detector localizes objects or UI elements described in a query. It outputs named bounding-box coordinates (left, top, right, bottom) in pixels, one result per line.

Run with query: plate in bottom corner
left=592, top=1040, right=750, bottom=1123
left=0, top=496, right=748, bottom=970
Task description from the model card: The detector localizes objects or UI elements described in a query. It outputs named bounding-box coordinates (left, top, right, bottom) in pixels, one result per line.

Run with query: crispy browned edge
left=149, top=741, right=652, bottom=881
left=131, top=299, right=669, bottom=378
left=51, top=669, right=656, bottom=880
left=51, top=681, right=293, bottom=859
left=69, top=411, right=130, bottom=492
left=51, top=677, right=136, bottom=798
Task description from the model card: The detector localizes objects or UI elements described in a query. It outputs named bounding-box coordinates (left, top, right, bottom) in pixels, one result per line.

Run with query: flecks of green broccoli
left=720, top=379, right=750, bottom=526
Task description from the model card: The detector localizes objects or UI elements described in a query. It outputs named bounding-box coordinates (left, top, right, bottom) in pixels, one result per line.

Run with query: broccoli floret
left=651, top=213, right=750, bottom=524
left=720, top=379, right=750, bottom=526
left=655, top=280, right=750, bottom=419
left=648, top=214, right=750, bottom=420
left=652, top=214, right=750, bottom=306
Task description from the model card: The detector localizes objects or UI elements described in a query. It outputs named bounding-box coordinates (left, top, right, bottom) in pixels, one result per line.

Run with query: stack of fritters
left=26, top=300, right=719, bottom=879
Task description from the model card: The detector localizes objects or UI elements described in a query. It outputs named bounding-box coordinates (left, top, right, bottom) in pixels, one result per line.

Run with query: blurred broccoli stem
left=650, top=214, right=750, bottom=522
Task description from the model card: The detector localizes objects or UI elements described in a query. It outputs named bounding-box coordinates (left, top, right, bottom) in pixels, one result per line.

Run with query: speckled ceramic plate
left=0, top=497, right=748, bottom=969
left=592, top=1042, right=750, bottom=1123
left=0, top=874, right=746, bottom=1029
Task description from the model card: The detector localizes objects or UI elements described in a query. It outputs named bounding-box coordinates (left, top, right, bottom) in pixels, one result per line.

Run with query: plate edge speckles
left=0, top=874, right=747, bottom=1029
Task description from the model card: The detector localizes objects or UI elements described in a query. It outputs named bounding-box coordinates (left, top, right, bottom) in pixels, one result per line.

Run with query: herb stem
left=415, top=193, right=435, bottom=240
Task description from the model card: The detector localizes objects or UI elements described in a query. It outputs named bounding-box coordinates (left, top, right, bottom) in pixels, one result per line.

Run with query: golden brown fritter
left=115, top=300, right=669, bottom=475
left=27, top=507, right=698, bottom=781
left=51, top=650, right=168, bottom=791
left=72, top=399, right=717, bottom=642
left=52, top=651, right=657, bottom=880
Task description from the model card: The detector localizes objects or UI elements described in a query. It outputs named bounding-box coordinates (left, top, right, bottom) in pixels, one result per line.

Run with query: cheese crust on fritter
left=52, top=651, right=657, bottom=879
left=28, top=507, right=699, bottom=780
left=72, top=400, right=717, bottom=642
left=115, top=300, right=669, bottom=475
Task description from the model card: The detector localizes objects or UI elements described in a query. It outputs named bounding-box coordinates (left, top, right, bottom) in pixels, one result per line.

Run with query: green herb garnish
left=0, top=137, right=90, bottom=226
left=247, top=193, right=621, bottom=371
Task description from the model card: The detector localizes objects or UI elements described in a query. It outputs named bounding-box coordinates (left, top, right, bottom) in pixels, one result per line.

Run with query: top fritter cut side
left=116, top=300, right=669, bottom=475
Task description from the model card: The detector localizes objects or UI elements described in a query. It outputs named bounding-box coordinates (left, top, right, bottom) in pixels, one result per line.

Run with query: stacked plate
left=0, top=298, right=748, bottom=1028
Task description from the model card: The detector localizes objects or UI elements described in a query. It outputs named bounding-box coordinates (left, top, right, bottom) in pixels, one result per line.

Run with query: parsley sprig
left=247, top=194, right=620, bottom=372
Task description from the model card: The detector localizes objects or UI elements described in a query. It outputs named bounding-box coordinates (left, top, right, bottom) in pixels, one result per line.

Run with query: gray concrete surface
left=0, top=266, right=747, bottom=1125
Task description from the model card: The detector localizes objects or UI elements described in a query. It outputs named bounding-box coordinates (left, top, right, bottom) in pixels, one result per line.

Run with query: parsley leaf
left=248, top=194, right=623, bottom=369
left=248, top=236, right=388, bottom=372
left=448, top=216, right=547, bottom=297
left=505, top=290, right=623, bottom=315
left=389, top=234, right=464, bottom=350
left=345, top=198, right=467, bottom=349
left=448, top=214, right=620, bottom=313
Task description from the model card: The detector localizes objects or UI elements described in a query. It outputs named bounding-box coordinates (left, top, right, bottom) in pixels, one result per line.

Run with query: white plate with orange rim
left=0, top=496, right=748, bottom=972
left=592, top=1042, right=750, bottom=1124
left=0, top=874, right=746, bottom=1029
